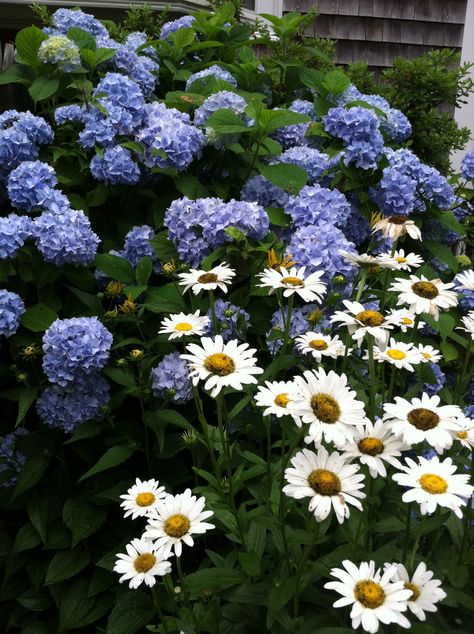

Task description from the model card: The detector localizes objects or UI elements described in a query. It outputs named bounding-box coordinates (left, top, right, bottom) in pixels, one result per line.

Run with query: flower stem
left=458, top=451, right=474, bottom=563
left=455, top=338, right=472, bottom=402
left=366, top=334, right=377, bottom=421
left=293, top=521, right=320, bottom=618
left=354, top=268, right=368, bottom=303
left=192, top=386, right=221, bottom=488
left=208, top=289, right=219, bottom=335
left=402, top=503, right=412, bottom=564
left=408, top=514, right=425, bottom=573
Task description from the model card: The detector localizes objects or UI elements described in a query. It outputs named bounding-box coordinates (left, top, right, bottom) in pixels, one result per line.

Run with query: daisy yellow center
left=422, top=352, right=431, bottom=359
left=387, top=349, right=406, bottom=360
left=309, top=339, right=328, bottom=350
left=418, top=473, right=448, bottom=494
left=204, top=353, right=235, bottom=376
left=164, top=513, right=191, bottom=538
left=135, top=492, right=156, bottom=507
left=411, top=281, right=439, bottom=299
left=274, top=393, right=290, bottom=408
left=197, top=272, right=218, bottom=284
left=401, top=317, right=413, bottom=325
left=388, top=215, right=408, bottom=225
left=282, top=276, right=304, bottom=288
left=133, top=553, right=156, bottom=573
left=354, top=580, right=386, bottom=608
left=175, top=322, right=193, bottom=332
left=457, top=431, right=469, bottom=439
left=358, top=437, right=384, bottom=456
left=308, top=469, right=341, bottom=495
left=404, top=581, right=421, bottom=602
left=407, top=408, right=439, bottom=431
left=395, top=257, right=407, bottom=263
left=310, top=393, right=341, bottom=423
left=356, top=310, right=385, bottom=327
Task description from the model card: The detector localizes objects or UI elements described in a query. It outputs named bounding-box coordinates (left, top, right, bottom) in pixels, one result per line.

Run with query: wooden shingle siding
left=283, top=0, right=468, bottom=67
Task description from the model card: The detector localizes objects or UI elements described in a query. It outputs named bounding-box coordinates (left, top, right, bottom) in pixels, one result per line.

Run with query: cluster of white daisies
left=114, top=245, right=474, bottom=631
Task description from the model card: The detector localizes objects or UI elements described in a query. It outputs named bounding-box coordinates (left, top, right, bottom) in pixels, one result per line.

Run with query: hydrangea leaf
left=15, top=25, right=47, bottom=65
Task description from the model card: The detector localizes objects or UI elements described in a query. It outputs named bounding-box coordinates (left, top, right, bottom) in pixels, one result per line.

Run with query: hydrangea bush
left=0, top=4, right=473, bottom=633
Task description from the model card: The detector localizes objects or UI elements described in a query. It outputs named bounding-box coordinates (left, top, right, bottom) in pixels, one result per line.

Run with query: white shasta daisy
left=392, top=455, right=473, bottom=519
left=387, top=309, right=424, bottom=333
left=295, top=331, right=348, bottom=361
left=325, top=559, right=412, bottom=633
left=254, top=380, right=298, bottom=418
left=119, top=477, right=167, bottom=520
left=288, top=368, right=368, bottom=446
left=459, top=312, right=474, bottom=339
left=372, top=215, right=422, bottom=241
left=416, top=344, right=442, bottom=363
left=377, top=249, right=423, bottom=271
left=143, top=489, right=215, bottom=558
left=450, top=417, right=474, bottom=449
left=338, top=419, right=407, bottom=478
left=371, top=338, right=423, bottom=372
left=386, top=562, right=446, bottom=621
left=159, top=310, right=210, bottom=339
left=389, top=275, right=458, bottom=320
left=383, top=393, right=462, bottom=453
left=283, top=446, right=365, bottom=524
left=257, top=265, right=326, bottom=303
left=178, top=262, right=235, bottom=295
left=330, top=300, right=396, bottom=348
left=113, top=538, right=172, bottom=589
left=455, top=269, right=474, bottom=292
left=339, top=249, right=394, bottom=269
left=181, top=335, right=263, bottom=398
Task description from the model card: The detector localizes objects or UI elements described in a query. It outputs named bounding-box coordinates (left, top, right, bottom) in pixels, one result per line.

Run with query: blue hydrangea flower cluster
left=288, top=222, right=357, bottom=284
left=38, top=35, right=81, bottom=72
left=0, top=214, right=32, bottom=259
left=454, top=271, right=474, bottom=310
left=0, top=428, right=28, bottom=487
left=113, top=47, right=159, bottom=96
left=165, top=196, right=269, bottom=266
left=0, top=110, right=53, bottom=184
left=32, top=207, right=100, bottom=266
left=49, top=7, right=109, bottom=39
left=7, top=161, right=57, bottom=211
left=421, top=220, right=460, bottom=246
left=240, top=175, right=289, bottom=208
left=418, top=165, right=456, bottom=210
left=42, top=317, right=113, bottom=387
left=461, top=151, right=474, bottom=179
left=0, top=290, right=25, bottom=338
left=289, top=99, right=316, bottom=117
left=151, top=351, right=193, bottom=404
left=54, top=104, right=84, bottom=126
left=285, top=184, right=351, bottom=229
left=276, top=147, right=331, bottom=184
left=122, top=225, right=160, bottom=272
left=372, top=165, right=418, bottom=216
left=186, top=65, right=237, bottom=91
left=266, top=303, right=333, bottom=354
left=423, top=363, right=446, bottom=396
left=137, top=103, right=205, bottom=171
left=323, top=106, right=384, bottom=169
left=203, top=300, right=250, bottom=342
left=37, top=374, right=110, bottom=433
left=193, top=91, right=248, bottom=127
left=344, top=204, right=371, bottom=245
left=160, top=15, right=196, bottom=41
left=90, top=146, right=141, bottom=185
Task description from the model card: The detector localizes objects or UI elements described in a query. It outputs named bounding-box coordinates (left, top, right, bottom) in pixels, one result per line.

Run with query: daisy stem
left=264, top=415, right=273, bottom=495
left=410, top=314, right=421, bottom=343
left=387, top=364, right=396, bottom=403
left=208, top=289, right=219, bottom=335
left=365, top=475, right=374, bottom=551
left=458, top=451, right=474, bottom=563
left=402, top=502, right=412, bottom=564
left=455, top=338, right=472, bottom=402
left=408, top=515, right=425, bottom=574
left=281, top=294, right=294, bottom=353
left=354, top=268, right=368, bottom=303
left=192, top=386, right=221, bottom=489
left=366, top=335, right=377, bottom=422
left=216, top=393, right=241, bottom=529
left=293, top=520, right=320, bottom=618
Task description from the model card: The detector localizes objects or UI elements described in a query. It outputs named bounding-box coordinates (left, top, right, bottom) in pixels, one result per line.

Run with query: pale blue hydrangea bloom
left=0, top=214, right=32, bottom=259
left=151, top=352, right=193, bottom=404
left=42, top=317, right=113, bottom=387
left=50, top=7, right=109, bottom=39
left=186, top=65, right=237, bottom=91
left=38, top=35, right=81, bottom=72
left=0, top=290, right=25, bottom=338
left=193, top=90, right=248, bottom=127
left=7, top=161, right=57, bottom=212
left=0, top=428, right=28, bottom=487
left=241, top=175, right=289, bottom=208
left=54, top=104, right=85, bottom=125
left=276, top=146, right=331, bottom=184
left=37, top=374, right=110, bottom=433
left=285, top=184, right=351, bottom=229
left=90, top=146, right=141, bottom=185
left=204, top=299, right=250, bottom=342
left=123, top=225, right=160, bottom=272
left=160, top=15, right=195, bottom=41
left=461, top=151, right=474, bottom=179
left=113, top=47, right=159, bottom=96
left=266, top=304, right=333, bottom=354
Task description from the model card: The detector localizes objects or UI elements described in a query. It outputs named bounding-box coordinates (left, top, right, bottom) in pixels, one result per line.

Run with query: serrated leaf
left=45, top=547, right=90, bottom=585
left=67, top=27, right=96, bottom=51
left=107, top=591, right=155, bottom=634
left=16, top=388, right=38, bottom=425
left=20, top=302, right=57, bottom=332
left=13, top=451, right=53, bottom=499
left=150, top=232, right=179, bottom=263
left=95, top=254, right=135, bottom=284
left=185, top=567, right=244, bottom=595
left=172, top=27, right=195, bottom=49
left=266, top=207, right=291, bottom=227
left=63, top=499, right=107, bottom=545
left=78, top=445, right=135, bottom=482
left=175, top=173, right=210, bottom=199
left=206, top=108, right=250, bottom=133
left=424, top=240, right=458, bottom=273
left=144, top=284, right=185, bottom=314
left=322, top=69, right=350, bottom=96
left=135, top=256, right=152, bottom=286
left=0, top=63, right=36, bottom=86
left=262, top=110, right=310, bottom=134
left=15, top=26, right=47, bottom=65
left=64, top=421, right=102, bottom=444
left=28, top=76, right=59, bottom=102
left=258, top=162, right=307, bottom=194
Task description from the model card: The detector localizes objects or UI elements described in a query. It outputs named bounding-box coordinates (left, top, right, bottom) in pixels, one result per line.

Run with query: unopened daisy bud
left=20, top=344, right=40, bottom=358
left=130, top=349, right=144, bottom=360
left=456, top=254, right=471, bottom=268
left=182, top=430, right=198, bottom=447
left=104, top=307, right=119, bottom=319
left=120, top=295, right=137, bottom=314
left=117, top=357, right=128, bottom=367
left=106, top=281, right=126, bottom=297
left=17, top=372, right=29, bottom=384
left=174, top=585, right=182, bottom=594
left=333, top=274, right=345, bottom=285
left=163, top=260, right=176, bottom=275
left=97, top=291, right=105, bottom=299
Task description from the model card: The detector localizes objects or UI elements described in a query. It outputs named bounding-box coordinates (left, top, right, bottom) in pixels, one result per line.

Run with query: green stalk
left=455, top=338, right=472, bottom=402
left=354, top=268, right=368, bottom=303
left=208, top=289, right=219, bottom=335
left=192, top=386, right=221, bottom=488
left=402, top=503, right=412, bottom=564
left=366, top=335, right=377, bottom=422
left=293, top=521, right=320, bottom=618
left=458, top=451, right=474, bottom=563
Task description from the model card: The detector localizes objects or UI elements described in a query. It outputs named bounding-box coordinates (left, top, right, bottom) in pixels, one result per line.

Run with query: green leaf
left=150, top=232, right=179, bottom=263
left=15, top=26, right=47, bottom=65
left=27, top=497, right=49, bottom=543
left=78, top=445, right=135, bottom=482
left=0, top=63, right=36, bottom=86
left=424, top=240, right=458, bottom=273
left=16, top=388, right=38, bottom=425
left=64, top=421, right=101, bottom=444
left=12, top=524, right=41, bottom=553
left=268, top=576, right=297, bottom=612
left=95, top=47, right=116, bottom=65
left=172, top=27, right=196, bottom=49
left=437, top=211, right=466, bottom=236
left=103, top=367, right=137, bottom=388
left=262, top=110, right=310, bottom=134
left=373, top=517, right=405, bottom=533
left=45, top=547, right=90, bottom=585
left=107, top=591, right=155, bottom=634
left=440, top=340, right=458, bottom=362
left=86, top=183, right=109, bottom=207
left=20, top=303, right=57, bottom=332
left=175, top=173, right=210, bottom=199
left=58, top=579, right=94, bottom=632
left=424, top=312, right=456, bottom=339
left=28, top=76, right=60, bottom=102
left=185, top=567, right=245, bottom=595
left=206, top=109, right=250, bottom=133
left=63, top=499, right=107, bottom=546
left=322, top=69, right=351, bottom=96
left=120, top=140, right=144, bottom=155
left=258, top=162, right=307, bottom=194
left=67, top=27, right=96, bottom=51
left=135, top=256, right=153, bottom=286
left=95, top=254, right=135, bottom=284
left=144, top=284, right=185, bottom=314
left=13, top=451, right=53, bottom=499
left=266, top=207, right=291, bottom=227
